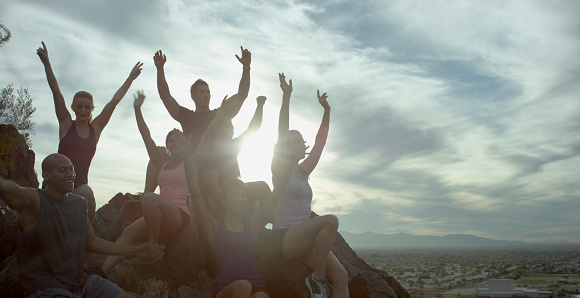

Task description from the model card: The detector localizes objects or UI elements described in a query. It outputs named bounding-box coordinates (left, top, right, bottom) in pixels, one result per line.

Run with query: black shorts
left=271, top=228, right=290, bottom=258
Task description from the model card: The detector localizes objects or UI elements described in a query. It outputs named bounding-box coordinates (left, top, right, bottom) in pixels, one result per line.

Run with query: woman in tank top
left=267, top=74, right=348, bottom=298
left=181, top=99, right=270, bottom=298
left=102, top=91, right=240, bottom=275
left=37, top=41, right=142, bottom=222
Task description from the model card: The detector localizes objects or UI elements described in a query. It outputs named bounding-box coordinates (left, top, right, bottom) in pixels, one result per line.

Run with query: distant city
left=341, top=231, right=580, bottom=297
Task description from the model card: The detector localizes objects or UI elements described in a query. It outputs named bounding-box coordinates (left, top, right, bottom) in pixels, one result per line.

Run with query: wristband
left=243, top=66, right=251, bottom=71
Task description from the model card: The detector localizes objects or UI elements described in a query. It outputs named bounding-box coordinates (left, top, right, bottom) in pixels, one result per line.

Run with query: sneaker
left=305, top=273, right=329, bottom=298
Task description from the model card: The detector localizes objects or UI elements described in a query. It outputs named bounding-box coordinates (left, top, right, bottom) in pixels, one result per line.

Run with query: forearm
left=88, top=237, right=139, bottom=256
left=110, top=75, right=135, bottom=104
left=237, top=67, right=250, bottom=99
left=278, top=93, right=291, bottom=135
left=315, top=109, right=330, bottom=145
left=247, top=104, right=264, bottom=134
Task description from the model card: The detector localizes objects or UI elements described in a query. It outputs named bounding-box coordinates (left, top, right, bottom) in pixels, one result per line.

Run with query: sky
left=1, top=0, right=579, bottom=243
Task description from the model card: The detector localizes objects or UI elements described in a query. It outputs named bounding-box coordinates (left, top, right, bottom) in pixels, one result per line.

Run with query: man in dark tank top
left=0, top=153, right=163, bottom=297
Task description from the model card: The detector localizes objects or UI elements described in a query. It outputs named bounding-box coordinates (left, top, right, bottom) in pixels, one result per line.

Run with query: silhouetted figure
left=147, top=47, right=251, bottom=210
left=37, top=41, right=142, bottom=222
left=0, top=153, right=162, bottom=297
left=266, top=74, right=348, bottom=298
left=182, top=98, right=271, bottom=298
left=102, top=91, right=240, bottom=275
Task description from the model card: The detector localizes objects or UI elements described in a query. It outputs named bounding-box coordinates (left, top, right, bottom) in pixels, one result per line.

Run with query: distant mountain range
left=339, top=231, right=579, bottom=249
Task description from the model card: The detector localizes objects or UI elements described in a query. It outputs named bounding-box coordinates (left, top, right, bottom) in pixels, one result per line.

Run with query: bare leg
left=74, top=184, right=95, bottom=222
left=142, top=192, right=183, bottom=245
left=282, top=214, right=339, bottom=280
left=303, top=250, right=349, bottom=298
left=215, top=279, right=252, bottom=298
left=102, top=217, right=149, bottom=275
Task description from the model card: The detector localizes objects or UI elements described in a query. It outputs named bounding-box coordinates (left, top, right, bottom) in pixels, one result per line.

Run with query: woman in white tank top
left=266, top=73, right=348, bottom=298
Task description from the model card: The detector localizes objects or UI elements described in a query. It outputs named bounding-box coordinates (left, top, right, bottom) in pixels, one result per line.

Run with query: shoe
left=305, top=273, right=329, bottom=298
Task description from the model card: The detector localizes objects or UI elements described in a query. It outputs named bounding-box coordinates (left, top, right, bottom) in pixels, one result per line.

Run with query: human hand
left=129, top=62, right=144, bottom=80
left=221, top=94, right=240, bottom=112
left=133, top=90, right=146, bottom=109
left=153, top=50, right=166, bottom=68
left=235, top=46, right=251, bottom=67
left=317, top=89, right=330, bottom=111
left=279, top=73, right=292, bottom=94
left=36, top=41, right=50, bottom=64
left=134, top=241, right=165, bottom=259
left=256, top=95, right=266, bottom=106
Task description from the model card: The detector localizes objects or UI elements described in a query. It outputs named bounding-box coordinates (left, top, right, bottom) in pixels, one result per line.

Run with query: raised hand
left=133, top=90, right=146, bottom=109
left=279, top=73, right=292, bottom=94
left=37, top=41, right=49, bottom=64
left=317, top=89, right=330, bottom=111
left=153, top=50, right=167, bottom=68
left=129, top=62, right=144, bottom=80
left=220, top=94, right=241, bottom=112
left=256, top=95, right=267, bottom=106
left=235, top=46, right=251, bottom=67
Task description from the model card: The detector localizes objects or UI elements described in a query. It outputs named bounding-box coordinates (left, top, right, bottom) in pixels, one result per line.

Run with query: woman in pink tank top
left=103, top=91, right=241, bottom=274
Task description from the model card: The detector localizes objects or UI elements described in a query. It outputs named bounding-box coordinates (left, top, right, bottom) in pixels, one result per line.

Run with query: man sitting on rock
left=0, top=153, right=163, bottom=297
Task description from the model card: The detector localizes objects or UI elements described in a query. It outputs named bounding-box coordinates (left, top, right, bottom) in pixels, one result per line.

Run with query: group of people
left=0, top=41, right=348, bottom=298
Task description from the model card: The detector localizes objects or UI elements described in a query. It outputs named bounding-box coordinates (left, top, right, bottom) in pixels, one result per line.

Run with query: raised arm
left=299, top=90, right=330, bottom=176
left=37, top=41, right=72, bottom=134
left=92, top=62, right=143, bottom=140
left=271, top=73, right=293, bottom=184
left=182, top=139, right=218, bottom=242
left=133, top=91, right=163, bottom=168
left=235, top=95, right=265, bottom=143
left=227, top=46, right=251, bottom=118
left=154, top=50, right=182, bottom=120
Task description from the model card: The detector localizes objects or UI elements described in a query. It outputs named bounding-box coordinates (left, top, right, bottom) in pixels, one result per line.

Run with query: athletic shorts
left=28, top=274, right=124, bottom=298
left=271, top=228, right=290, bottom=258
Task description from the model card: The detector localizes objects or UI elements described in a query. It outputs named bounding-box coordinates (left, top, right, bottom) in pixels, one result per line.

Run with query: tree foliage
left=0, top=84, right=36, bottom=147
left=0, top=22, right=11, bottom=47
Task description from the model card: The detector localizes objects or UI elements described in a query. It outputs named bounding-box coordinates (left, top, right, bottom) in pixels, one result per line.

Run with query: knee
left=74, top=184, right=95, bottom=202
left=231, top=280, right=252, bottom=295
left=142, top=193, right=158, bottom=210
left=322, top=214, right=339, bottom=230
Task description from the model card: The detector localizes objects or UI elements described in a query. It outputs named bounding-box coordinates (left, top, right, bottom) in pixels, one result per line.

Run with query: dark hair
left=165, top=128, right=182, bottom=144
left=190, top=79, right=209, bottom=99
left=220, top=178, right=248, bottom=203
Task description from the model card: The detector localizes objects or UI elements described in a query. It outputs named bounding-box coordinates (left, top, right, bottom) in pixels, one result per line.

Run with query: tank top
left=272, top=170, right=313, bottom=230
left=157, top=160, right=190, bottom=215
left=57, top=122, right=97, bottom=187
left=17, top=190, right=88, bottom=295
left=212, top=221, right=265, bottom=294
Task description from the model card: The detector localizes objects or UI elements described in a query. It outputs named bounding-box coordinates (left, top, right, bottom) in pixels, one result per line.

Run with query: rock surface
left=0, top=126, right=410, bottom=297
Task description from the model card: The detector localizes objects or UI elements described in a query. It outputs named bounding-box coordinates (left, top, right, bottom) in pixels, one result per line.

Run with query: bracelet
left=243, top=66, right=251, bottom=71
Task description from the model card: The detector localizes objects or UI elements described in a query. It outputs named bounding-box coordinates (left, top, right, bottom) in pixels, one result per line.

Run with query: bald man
left=0, top=153, right=162, bottom=297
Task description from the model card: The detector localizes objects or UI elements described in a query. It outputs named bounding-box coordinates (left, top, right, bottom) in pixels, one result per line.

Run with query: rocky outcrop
left=0, top=124, right=39, bottom=189
left=0, top=124, right=38, bottom=263
left=0, top=125, right=410, bottom=297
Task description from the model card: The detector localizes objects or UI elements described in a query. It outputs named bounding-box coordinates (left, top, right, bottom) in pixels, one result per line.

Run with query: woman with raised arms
left=37, top=41, right=142, bottom=222
left=102, top=91, right=239, bottom=275
left=268, top=74, right=348, bottom=298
